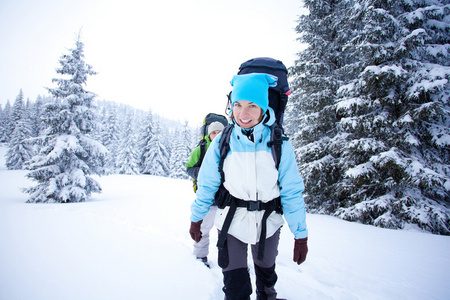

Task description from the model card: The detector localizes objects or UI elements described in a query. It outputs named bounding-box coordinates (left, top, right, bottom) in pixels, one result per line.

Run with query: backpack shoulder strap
left=267, top=124, right=288, bottom=170
left=218, top=123, right=234, bottom=184
left=218, top=123, right=286, bottom=179
left=193, top=139, right=208, bottom=168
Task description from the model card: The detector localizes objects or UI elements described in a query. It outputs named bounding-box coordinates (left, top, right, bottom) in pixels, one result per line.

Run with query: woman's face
left=232, top=100, right=264, bottom=129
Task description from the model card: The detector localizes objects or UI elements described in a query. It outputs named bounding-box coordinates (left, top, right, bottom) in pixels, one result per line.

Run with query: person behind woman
left=189, top=73, right=308, bottom=299
left=186, top=121, right=225, bottom=267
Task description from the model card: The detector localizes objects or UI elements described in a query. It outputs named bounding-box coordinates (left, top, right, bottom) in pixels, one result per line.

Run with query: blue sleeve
left=278, top=140, right=308, bottom=239
left=190, top=136, right=222, bottom=222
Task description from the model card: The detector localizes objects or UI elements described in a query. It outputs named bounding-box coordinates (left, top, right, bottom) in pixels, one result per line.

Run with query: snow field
left=0, top=145, right=449, bottom=299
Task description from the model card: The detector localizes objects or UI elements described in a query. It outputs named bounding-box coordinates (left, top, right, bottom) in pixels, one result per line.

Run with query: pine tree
left=101, top=103, right=121, bottom=174
left=29, top=95, right=48, bottom=138
left=289, top=0, right=450, bottom=234
left=3, top=100, right=14, bottom=142
left=0, top=104, right=5, bottom=143
left=169, top=122, right=191, bottom=179
left=140, top=110, right=155, bottom=174
left=24, top=35, right=107, bottom=203
left=2, top=101, right=13, bottom=143
left=142, top=121, right=170, bottom=176
left=116, top=112, right=140, bottom=175
left=11, top=90, right=25, bottom=128
left=6, top=109, right=34, bottom=170
left=288, top=0, right=355, bottom=210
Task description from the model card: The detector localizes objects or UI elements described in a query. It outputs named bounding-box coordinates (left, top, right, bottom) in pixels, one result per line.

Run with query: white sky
left=0, top=0, right=306, bottom=125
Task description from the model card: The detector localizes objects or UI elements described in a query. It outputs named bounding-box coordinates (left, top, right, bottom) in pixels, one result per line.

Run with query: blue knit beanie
left=230, top=73, right=278, bottom=113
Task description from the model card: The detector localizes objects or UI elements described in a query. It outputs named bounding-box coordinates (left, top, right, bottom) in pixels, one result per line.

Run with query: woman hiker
left=189, top=73, right=308, bottom=300
left=186, top=120, right=225, bottom=267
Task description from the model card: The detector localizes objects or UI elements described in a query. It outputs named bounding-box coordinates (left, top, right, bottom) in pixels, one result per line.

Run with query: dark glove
left=293, top=237, right=308, bottom=265
left=189, top=220, right=203, bottom=243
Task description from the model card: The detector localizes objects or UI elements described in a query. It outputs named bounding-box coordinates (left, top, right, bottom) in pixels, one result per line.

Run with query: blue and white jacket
left=190, top=108, right=308, bottom=244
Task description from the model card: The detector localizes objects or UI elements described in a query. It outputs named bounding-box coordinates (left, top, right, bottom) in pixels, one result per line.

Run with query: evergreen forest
left=1, top=0, right=449, bottom=235
left=286, top=0, right=450, bottom=234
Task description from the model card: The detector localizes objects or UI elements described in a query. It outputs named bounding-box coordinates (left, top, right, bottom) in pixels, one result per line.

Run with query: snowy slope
left=0, top=144, right=449, bottom=300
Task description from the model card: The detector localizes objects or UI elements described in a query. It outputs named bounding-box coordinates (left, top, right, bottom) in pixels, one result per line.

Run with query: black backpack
left=226, top=57, right=290, bottom=129
left=199, top=113, right=229, bottom=141
left=215, top=57, right=291, bottom=261
left=220, top=57, right=290, bottom=180
left=237, top=57, right=290, bottom=127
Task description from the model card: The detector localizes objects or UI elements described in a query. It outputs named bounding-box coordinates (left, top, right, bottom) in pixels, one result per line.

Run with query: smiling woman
left=229, top=73, right=278, bottom=129
left=0, top=0, right=306, bottom=124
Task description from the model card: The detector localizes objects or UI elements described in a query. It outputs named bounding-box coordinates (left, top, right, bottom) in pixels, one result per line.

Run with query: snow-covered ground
left=0, top=144, right=449, bottom=300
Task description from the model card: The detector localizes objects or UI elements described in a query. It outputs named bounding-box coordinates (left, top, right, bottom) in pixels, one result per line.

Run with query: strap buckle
left=247, top=200, right=262, bottom=211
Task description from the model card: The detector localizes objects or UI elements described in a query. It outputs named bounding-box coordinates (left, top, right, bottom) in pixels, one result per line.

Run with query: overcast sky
left=0, top=0, right=306, bottom=125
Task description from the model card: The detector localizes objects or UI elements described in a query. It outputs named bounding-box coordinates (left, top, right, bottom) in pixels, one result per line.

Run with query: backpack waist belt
left=215, top=185, right=282, bottom=260
left=224, top=198, right=279, bottom=211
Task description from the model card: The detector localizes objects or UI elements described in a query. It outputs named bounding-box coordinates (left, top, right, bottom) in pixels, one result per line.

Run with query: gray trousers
left=193, top=205, right=217, bottom=258
left=220, top=228, right=281, bottom=300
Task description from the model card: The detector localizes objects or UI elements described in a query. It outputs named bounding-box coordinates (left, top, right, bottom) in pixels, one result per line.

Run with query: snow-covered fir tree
left=140, top=109, right=155, bottom=174
left=1, top=100, right=12, bottom=142
left=169, top=122, right=192, bottom=179
left=287, top=0, right=355, bottom=209
left=5, top=108, right=34, bottom=170
left=289, top=0, right=450, bottom=234
left=24, top=35, right=107, bottom=203
left=27, top=95, right=46, bottom=138
left=100, top=102, right=121, bottom=174
left=142, top=121, right=170, bottom=176
left=0, top=104, right=5, bottom=142
left=190, top=125, right=201, bottom=150
left=116, top=111, right=140, bottom=175
left=158, top=118, right=173, bottom=160
left=11, top=90, right=25, bottom=130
